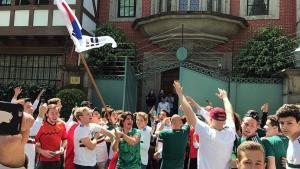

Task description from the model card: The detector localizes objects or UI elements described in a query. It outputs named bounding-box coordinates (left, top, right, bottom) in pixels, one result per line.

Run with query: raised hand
left=173, top=80, right=183, bottom=95
left=14, top=87, right=22, bottom=97
left=37, top=89, right=46, bottom=99
left=38, top=103, right=48, bottom=118
left=216, top=88, right=228, bottom=100
left=261, top=103, right=269, bottom=113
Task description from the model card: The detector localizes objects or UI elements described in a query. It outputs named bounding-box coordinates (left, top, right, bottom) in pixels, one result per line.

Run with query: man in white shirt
left=174, top=81, right=236, bottom=169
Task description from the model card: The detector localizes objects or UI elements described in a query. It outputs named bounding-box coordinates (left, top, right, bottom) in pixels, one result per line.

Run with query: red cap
left=209, top=107, right=226, bottom=121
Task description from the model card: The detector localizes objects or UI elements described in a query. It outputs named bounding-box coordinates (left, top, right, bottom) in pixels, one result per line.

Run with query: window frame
left=117, top=0, right=137, bottom=18
left=0, top=54, right=61, bottom=86
left=0, top=0, right=11, bottom=6
left=246, top=0, right=270, bottom=16
left=239, top=0, right=279, bottom=20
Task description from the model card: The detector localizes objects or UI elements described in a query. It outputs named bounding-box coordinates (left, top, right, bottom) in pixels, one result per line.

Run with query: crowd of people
left=0, top=81, right=299, bottom=169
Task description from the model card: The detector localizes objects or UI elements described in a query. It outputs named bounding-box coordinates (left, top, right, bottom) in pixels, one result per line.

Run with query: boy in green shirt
left=263, top=115, right=289, bottom=169
left=232, top=110, right=275, bottom=169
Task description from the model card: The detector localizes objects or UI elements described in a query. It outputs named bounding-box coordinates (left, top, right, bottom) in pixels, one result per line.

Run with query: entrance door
left=160, top=68, right=179, bottom=115
left=160, top=68, right=179, bottom=94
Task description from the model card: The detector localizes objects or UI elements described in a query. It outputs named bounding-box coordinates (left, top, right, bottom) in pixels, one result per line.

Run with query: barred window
left=118, top=0, right=136, bottom=17
left=0, top=0, right=11, bottom=6
left=247, top=0, right=269, bottom=16
left=0, top=55, right=61, bottom=86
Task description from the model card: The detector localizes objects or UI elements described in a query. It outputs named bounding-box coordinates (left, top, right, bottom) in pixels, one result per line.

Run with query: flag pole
left=79, top=52, right=116, bottom=130
left=79, top=52, right=107, bottom=109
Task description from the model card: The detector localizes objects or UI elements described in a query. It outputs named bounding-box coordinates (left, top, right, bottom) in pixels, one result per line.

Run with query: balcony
left=133, top=0, right=248, bottom=49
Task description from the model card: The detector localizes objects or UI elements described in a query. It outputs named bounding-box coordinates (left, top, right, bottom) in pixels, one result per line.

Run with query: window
left=118, top=0, right=136, bottom=17
left=178, top=0, right=201, bottom=11
left=0, top=0, right=11, bottom=6
left=207, top=0, right=221, bottom=12
left=247, top=0, right=269, bottom=16
left=190, top=0, right=200, bottom=11
left=15, top=0, right=49, bottom=5
left=36, top=0, right=49, bottom=5
left=15, top=0, right=30, bottom=5
left=0, top=55, right=61, bottom=86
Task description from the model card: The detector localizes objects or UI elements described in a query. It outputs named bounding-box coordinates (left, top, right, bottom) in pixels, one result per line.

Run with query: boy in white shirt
left=73, top=107, right=114, bottom=169
left=276, top=104, right=300, bottom=169
left=135, top=112, right=152, bottom=169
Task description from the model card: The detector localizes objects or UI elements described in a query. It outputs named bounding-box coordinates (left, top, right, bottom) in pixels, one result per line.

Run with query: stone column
left=280, top=69, right=300, bottom=104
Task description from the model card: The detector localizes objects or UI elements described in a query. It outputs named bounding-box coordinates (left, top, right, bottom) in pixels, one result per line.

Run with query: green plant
left=234, top=26, right=296, bottom=78
left=55, top=88, right=86, bottom=119
left=0, top=81, right=57, bottom=102
left=87, top=23, right=136, bottom=76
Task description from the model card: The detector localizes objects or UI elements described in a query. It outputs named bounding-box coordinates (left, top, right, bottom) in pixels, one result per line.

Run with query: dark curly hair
left=119, top=111, right=134, bottom=128
left=276, top=104, right=300, bottom=122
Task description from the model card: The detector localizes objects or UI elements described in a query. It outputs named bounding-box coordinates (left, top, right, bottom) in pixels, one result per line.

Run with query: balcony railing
left=153, top=0, right=229, bottom=14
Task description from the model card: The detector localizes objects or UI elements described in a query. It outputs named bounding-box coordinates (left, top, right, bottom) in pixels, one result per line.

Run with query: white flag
left=56, top=0, right=117, bottom=53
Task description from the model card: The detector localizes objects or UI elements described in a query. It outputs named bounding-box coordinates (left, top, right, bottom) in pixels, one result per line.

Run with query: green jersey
left=264, top=135, right=289, bottom=169
left=116, top=128, right=141, bottom=169
left=232, top=134, right=274, bottom=160
left=256, top=128, right=266, bottom=138
left=159, top=124, right=190, bottom=169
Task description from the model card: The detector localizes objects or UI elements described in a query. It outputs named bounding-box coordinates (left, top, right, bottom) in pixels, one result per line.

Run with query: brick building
left=98, top=0, right=297, bottom=108
left=0, top=0, right=298, bottom=108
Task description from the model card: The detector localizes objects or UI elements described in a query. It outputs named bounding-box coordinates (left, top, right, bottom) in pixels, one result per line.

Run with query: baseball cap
left=244, top=110, right=260, bottom=122
left=209, top=107, right=226, bottom=121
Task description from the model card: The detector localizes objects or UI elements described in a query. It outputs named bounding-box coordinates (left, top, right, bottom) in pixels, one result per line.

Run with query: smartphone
left=0, top=101, right=23, bottom=135
left=51, top=150, right=61, bottom=155
left=40, top=98, right=46, bottom=105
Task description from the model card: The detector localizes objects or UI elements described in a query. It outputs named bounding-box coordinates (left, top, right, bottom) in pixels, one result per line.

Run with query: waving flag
left=56, top=0, right=117, bottom=53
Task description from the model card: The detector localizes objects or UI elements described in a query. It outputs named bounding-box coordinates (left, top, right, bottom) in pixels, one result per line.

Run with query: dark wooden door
left=160, top=68, right=179, bottom=94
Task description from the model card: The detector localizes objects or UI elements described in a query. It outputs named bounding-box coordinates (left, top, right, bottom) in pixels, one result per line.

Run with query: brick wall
left=99, top=0, right=156, bottom=53
left=216, top=0, right=297, bottom=52
left=99, top=0, right=296, bottom=53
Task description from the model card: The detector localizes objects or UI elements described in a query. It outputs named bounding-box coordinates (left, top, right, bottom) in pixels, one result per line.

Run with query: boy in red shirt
left=35, top=104, right=67, bottom=169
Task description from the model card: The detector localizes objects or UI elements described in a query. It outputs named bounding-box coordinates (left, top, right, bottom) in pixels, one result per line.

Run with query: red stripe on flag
left=61, top=2, right=75, bottom=22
